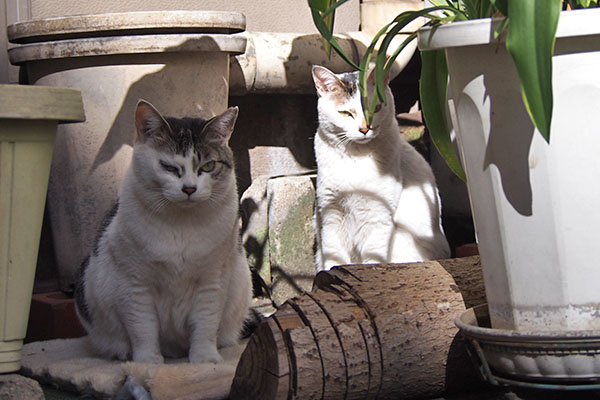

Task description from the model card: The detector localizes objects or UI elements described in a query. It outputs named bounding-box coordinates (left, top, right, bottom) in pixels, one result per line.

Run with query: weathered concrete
left=229, top=93, right=318, bottom=195
left=267, top=175, right=317, bottom=306
left=241, top=174, right=317, bottom=306
left=0, top=374, right=44, bottom=400
left=240, top=175, right=270, bottom=285
left=7, top=10, right=246, bottom=43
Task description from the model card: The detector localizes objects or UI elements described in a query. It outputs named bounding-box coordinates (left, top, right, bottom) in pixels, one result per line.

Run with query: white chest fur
left=315, top=131, right=402, bottom=211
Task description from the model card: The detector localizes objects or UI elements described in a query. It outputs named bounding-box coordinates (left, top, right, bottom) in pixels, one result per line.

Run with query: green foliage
left=308, top=0, right=593, bottom=180
left=566, top=0, right=599, bottom=8
left=506, top=0, right=561, bottom=142
left=420, top=50, right=466, bottom=181
left=309, top=0, right=358, bottom=67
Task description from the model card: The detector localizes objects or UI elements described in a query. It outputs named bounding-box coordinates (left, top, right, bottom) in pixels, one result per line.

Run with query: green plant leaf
left=505, top=0, right=561, bottom=142
left=493, top=15, right=509, bottom=39
left=309, top=9, right=359, bottom=69
left=371, top=6, right=463, bottom=118
left=420, top=50, right=466, bottom=181
left=308, top=0, right=359, bottom=67
left=358, top=29, right=384, bottom=124
left=567, top=0, right=598, bottom=8
left=460, top=0, right=497, bottom=18
left=309, top=0, right=334, bottom=57
left=490, top=0, right=508, bottom=16
left=307, top=0, right=329, bottom=12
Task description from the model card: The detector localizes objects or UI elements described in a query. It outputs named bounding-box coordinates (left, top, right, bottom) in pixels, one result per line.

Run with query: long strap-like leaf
left=505, top=0, right=561, bottom=142
left=420, top=50, right=466, bottom=181
left=309, top=0, right=360, bottom=69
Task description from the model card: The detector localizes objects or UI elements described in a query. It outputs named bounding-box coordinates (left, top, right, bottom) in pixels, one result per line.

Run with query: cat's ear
left=135, top=100, right=171, bottom=143
left=312, top=65, right=343, bottom=97
left=203, top=106, right=239, bottom=145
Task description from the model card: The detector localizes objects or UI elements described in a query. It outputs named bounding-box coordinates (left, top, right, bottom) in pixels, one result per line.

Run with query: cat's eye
left=200, top=161, right=216, bottom=173
left=338, top=110, right=354, bottom=118
left=374, top=104, right=382, bottom=113
left=159, top=161, right=181, bottom=177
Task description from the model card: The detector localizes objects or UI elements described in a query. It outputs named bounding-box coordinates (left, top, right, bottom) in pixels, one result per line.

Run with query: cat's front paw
left=189, top=347, right=224, bottom=364
left=132, top=351, right=164, bottom=364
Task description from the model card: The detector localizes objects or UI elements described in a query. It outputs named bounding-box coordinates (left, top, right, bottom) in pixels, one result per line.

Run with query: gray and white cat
left=312, top=65, right=450, bottom=271
left=75, top=100, right=252, bottom=364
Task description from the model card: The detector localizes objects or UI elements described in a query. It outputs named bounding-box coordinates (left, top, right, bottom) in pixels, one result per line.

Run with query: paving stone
left=0, top=374, right=44, bottom=400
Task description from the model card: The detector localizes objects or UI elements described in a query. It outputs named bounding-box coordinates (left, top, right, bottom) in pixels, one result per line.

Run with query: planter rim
left=418, top=8, right=600, bottom=51
left=0, top=84, right=84, bottom=122
left=456, top=305, right=600, bottom=342
left=8, top=33, right=247, bottom=65
left=457, top=305, right=600, bottom=384
left=7, top=10, right=246, bottom=44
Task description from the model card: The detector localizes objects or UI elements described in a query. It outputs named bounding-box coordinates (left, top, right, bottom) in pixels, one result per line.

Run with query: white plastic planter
left=8, top=11, right=246, bottom=290
left=419, top=9, right=600, bottom=332
left=0, top=84, right=84, bottom=373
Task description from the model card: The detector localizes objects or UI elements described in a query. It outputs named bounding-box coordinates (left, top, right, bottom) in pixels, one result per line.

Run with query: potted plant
left=309, top=0, right=600, bottom=333
left=0, top=84, right=84, bottom=373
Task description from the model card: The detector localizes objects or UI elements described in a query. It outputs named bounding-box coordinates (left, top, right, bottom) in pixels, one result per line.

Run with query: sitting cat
left=312, top=65, right=450, bottom=271
left=75, top=100, right=252, bottom=364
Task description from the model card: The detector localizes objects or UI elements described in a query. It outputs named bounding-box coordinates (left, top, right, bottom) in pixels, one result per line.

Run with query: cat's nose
left=182, top=185, right=197, bottom=196
left=358, top=127, right=370, bottom=135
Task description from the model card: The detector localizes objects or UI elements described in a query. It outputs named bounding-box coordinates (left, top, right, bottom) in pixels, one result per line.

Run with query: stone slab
left=20, top=337, right=247, bottom=399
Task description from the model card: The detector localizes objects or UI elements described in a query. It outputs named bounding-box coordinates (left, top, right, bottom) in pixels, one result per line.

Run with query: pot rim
left=8, top=33, right=247, bottom=65
left=456, top=304, right=600, bottom=342
left=418, top=8, right=600, bottom=51
left=7, top=10, right=246, bottom=44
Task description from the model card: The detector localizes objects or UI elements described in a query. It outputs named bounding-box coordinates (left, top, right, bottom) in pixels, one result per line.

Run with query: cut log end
left=230, top=318, right=291, bottom=400
left=231, top=257, right=486, bottom=399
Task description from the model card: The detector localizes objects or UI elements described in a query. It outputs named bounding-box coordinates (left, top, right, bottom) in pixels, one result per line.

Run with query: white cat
left=75, top=100, right=252, bottom=364
left=312, top=65, right=450, bottom=272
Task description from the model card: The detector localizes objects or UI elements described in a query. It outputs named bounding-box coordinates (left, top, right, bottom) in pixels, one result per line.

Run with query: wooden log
left=290, top=295, right=347, bottom=400
left=231, top=256, right=486, bottom=399
left=229, top=317, right=291, bottom=400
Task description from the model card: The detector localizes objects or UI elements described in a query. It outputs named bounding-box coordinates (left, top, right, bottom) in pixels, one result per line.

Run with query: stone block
left=240, top=174, right=317, bottom=306
left=240, top=175, right=270, bottom=285
left=267, top=175, right=316, bottom=306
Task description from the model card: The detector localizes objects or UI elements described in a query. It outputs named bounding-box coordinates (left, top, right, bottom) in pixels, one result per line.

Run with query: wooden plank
left=0, top=84, right=85, bottom=123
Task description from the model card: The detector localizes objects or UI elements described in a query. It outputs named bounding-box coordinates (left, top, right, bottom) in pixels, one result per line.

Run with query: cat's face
left=131, top=101, right=238, bottom=208
left=312, top=65, right=394, bottom=145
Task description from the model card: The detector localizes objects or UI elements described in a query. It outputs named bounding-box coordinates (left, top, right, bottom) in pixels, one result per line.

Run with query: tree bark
left=230, top=256, right=486, bottom=399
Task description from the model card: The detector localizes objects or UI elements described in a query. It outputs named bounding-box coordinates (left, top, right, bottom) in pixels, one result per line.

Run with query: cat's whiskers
left=334, top=133, right=352, bottom=150
left=208, top=190, right=228, bottom=206
left=149, top=197, right=170, bottom=217
left=142, top=189, right=171, bottom=216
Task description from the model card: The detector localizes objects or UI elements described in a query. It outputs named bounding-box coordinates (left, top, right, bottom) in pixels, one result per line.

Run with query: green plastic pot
left=0, top=84, right=84, bottom=373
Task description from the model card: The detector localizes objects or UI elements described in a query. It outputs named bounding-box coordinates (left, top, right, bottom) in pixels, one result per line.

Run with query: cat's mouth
left=353, top=125, right=379, bottom=143
left=353, top=136, right=374, bottom=144
left=182, top=196, right=207, bottom=205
